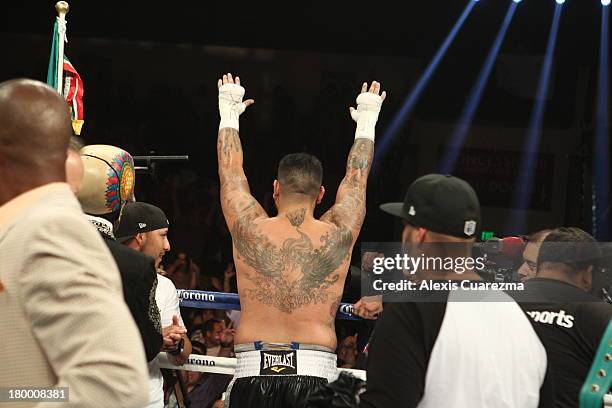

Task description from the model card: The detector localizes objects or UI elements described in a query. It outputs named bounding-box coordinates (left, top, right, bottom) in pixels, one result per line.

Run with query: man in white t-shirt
left=117, top=202, right=193, bottom=407
left=359, top=174, right=552, bottom=408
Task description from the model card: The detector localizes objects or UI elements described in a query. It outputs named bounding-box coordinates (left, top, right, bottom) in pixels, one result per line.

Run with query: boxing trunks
left=224, top=342, right=339, bottom=408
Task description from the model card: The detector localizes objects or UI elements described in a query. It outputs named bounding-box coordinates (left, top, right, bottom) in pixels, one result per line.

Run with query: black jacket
left=102, top=235, right=163, bottom=362
left=511, top=278, right=612, bottom=408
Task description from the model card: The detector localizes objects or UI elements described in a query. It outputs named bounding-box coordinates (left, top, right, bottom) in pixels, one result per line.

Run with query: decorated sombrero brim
left=78, top=145, right=135, bottom=215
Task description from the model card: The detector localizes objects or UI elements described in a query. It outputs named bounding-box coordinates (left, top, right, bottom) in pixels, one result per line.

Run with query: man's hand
left=216, top=328, right=236, bottom=358
left=162, top=315, right=186, bottom=351
left=167, top=328, right=193, bottom=366
left=220, top=328, right=236, bottom=348
left=349, top=81, right=386, bottom=142
left=320, top=81, right=386, bottom=234
left=224, top=263, right=236, bottom=281
left=362, top=251, right=385, bottom=273
left=337, top=334, right=359, bottom=367
left=353, top=295, right=383, bottom=320
left=217, top=73, right=255, bottom=131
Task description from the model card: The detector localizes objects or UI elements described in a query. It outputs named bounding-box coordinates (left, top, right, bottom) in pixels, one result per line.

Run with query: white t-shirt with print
left=146, top=275, right=184, bottom=408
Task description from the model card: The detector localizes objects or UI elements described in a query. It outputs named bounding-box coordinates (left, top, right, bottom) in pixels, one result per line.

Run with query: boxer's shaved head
left=277, top=153, right=323, bottom=199
left=0, top=79, right=72, bottom=203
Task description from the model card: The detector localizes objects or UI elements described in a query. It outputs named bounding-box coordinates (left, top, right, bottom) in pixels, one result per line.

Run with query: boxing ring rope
left=172, top=290, right=367, bottom=381
left=158, top=353, right=367, bottom=381
left=177, top=290, right=362, bottom=321
left=174, top=290, right=612, bottom=404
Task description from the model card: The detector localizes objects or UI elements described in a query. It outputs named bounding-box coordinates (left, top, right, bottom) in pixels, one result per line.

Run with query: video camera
left=473, top=236, right=526, bottom=283
left=474, top=236, right=612, bottom=303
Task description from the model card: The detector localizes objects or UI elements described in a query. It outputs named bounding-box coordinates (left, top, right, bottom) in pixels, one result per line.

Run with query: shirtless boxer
left=216, top=73, right=385, bottom=407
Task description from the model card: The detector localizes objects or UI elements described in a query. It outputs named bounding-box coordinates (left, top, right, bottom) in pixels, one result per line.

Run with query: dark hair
left=99, top=210, right=121, bottom=224
left=538, top=227, right=601, bottom=272
left=526, top=229, right=552, bottom=243
left=191, top=341, right=206, bottom=355
left=172, top=251, right=193, bottom=274
left=203, top=318, right=222, bottom=333
left=277, top=153, right=323, bottom=198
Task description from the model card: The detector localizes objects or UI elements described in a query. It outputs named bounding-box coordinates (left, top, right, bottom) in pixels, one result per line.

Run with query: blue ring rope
left=177, top=290, right=360, bottom=321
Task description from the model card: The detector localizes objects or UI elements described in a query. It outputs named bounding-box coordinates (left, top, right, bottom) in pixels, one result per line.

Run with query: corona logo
left=339, top=304, right=354, bottom=315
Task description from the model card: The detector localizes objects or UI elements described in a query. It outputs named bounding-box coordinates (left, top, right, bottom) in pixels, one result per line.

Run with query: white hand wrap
left=218, top=83, right=247, bottom=131
left=350, top=92, right=383, bottom=142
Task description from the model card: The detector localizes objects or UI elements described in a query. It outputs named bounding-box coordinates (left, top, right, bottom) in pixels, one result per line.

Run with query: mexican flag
left=47, top=19, right=84, bottom=135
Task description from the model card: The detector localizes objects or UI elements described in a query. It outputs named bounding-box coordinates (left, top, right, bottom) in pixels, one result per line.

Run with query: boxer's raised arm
left=321, top=139, right=374, bottom=237
left=216, top=73, right=267, bottom=229
left=321, top=81, right=386, bottom=239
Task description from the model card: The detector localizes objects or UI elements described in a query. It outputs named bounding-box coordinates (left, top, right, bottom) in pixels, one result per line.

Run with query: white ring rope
left=158, top=352, right=367, bottom=381
left=174, top=290, right=367, bottom=381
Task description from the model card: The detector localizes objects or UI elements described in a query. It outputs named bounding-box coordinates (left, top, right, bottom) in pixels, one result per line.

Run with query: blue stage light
left=438, top=2, right=518, bottom=174
left=373, top=1, right=476, bottom=169
left=603, top=0, right=611, bottom=7
left=556, top=0, right=565, bottom=4
left=593, top=4, right=610, bottom=239
left=509, top=3, right=563, bottom=234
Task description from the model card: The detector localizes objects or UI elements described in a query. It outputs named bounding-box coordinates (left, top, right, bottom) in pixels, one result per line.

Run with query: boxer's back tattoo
left=232, top=207, right=352, bottom=313
left=218, top=126, right=374, bottom=313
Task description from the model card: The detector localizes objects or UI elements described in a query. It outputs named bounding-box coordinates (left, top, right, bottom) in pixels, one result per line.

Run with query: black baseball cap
left=115, top=202, right=170, bottom=243
left=380, top=174, right=481, bottom=238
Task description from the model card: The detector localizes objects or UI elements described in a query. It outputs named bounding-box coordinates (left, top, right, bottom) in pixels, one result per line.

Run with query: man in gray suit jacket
left=0, top=79, right=149, bottom=407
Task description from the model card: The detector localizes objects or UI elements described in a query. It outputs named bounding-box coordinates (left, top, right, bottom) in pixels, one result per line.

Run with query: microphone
left=478, top=236, right=525, bottom=259
left=499, top=236, right=525, bottom=259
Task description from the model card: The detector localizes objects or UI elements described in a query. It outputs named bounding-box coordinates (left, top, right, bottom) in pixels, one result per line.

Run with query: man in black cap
left=116, top=201, right=193, bottom=408
left=357, top=174, right=553, bottom=408
left=116, top=201, right=172, bottom=271
left=510, top=227, right=612, bottom=408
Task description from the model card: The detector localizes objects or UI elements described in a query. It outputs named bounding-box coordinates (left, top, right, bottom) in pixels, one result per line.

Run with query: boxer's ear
left=415, top=227, right=428, bottom=244
left=273, top=180, right=280, bottom=200
left=134, top=232, right=147, bottom=248
left=316, top=186, right=325, bottom=205
left=401, top=223, right=410, bottom=245
left=402, top=223, right=427, bottom=245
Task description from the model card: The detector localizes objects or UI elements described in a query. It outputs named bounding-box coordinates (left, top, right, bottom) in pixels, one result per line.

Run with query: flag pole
left=55, top=1, right=69, bottom=94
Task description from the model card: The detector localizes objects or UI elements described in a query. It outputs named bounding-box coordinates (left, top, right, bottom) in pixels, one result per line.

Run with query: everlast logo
left=259, top=350, right=298, bottom=375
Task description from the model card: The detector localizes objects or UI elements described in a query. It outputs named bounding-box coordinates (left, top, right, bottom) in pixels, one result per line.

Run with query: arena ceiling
left=3, top=1, right=604, bottom=61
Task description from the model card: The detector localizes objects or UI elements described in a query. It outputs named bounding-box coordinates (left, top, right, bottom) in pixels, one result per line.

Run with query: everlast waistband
left=232, top=348, right=338, bottom=382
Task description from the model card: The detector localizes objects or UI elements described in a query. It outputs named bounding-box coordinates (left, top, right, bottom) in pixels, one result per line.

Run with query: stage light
left=509, top=3, right=563, bottom=234
left=593, top=3, right=610, bottom=239
left=373, top=1, right=476, bottom=169
left=556, top=0, right=565, bottom=4
left=513, top=0, right=522, bottom=3
left=438, top=2, right=518, bottom=174
left=603, top=0, right=611, bottom=7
